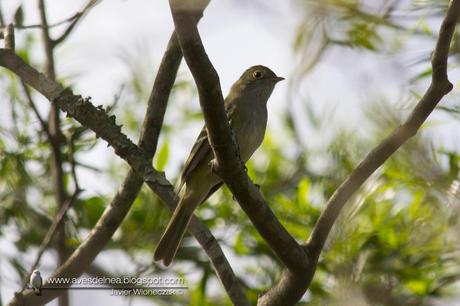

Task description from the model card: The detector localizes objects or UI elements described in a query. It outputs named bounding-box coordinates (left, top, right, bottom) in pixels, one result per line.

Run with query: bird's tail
left=154, top=197, right=194, bottom=266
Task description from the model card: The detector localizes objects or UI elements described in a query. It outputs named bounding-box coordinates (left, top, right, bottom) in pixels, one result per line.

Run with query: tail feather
left=154, top=202, right=194, bottom=266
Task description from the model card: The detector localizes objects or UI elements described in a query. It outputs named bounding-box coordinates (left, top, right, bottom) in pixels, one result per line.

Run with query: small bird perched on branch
left=154, top=65, right=284, bottom=266
left=30, top=270, right=42, bottom=296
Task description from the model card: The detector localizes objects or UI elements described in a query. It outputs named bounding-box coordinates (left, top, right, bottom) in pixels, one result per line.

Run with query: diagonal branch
left=4, top=31, right=247, bottom=306
left=258, top=1, right=460, bottom=305
left=20, top=190, right=80, bottom=292
left=15, top=0, right=100, bottom=33
left=307, top=0, right=458, bottom=263
left=168, top=0, right=309, bottom=274
left=139, top=32, right=249, bottom=305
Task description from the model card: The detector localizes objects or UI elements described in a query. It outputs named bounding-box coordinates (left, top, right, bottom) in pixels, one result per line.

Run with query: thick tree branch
left=168, top=0, right=309, bottom=276
left=5, top=31, right=246, bottom=306
left=258, top=1, right=460, bottom=305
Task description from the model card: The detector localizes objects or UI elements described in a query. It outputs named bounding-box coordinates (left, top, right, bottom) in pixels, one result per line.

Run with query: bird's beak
left=272, top=76, right=285, bottom=83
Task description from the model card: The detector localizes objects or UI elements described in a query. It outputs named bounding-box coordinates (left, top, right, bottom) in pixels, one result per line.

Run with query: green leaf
left=406, top=279, right=431, bottom=295
left=83, top=196, right=106, bottom=227
left=234, top=231, right=250, bottom=254
left=297, top=178, right=310, bottom=207
left=448, top=152, right=459, bottom=178
left=154, top=141, right=169, bottom=171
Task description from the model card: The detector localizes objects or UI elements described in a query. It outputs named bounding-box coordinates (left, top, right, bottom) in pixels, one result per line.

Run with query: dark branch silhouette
left=169, top=0, right=309, bottom=275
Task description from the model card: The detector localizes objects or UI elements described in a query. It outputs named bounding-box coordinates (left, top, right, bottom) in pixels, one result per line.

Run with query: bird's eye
left=253, top=71, right=263, bottom=79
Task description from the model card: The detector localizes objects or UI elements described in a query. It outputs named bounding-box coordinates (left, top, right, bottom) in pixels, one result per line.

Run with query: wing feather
left=176, top=99, right=237, bottom=193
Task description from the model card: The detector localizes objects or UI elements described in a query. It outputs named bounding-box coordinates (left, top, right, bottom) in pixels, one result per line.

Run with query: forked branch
left=260, top=1, right=460, bottom=305
left=169, top=0, right=309, bottom=276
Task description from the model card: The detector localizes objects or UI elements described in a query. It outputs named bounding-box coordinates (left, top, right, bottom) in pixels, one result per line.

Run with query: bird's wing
left=177, top=99, right=237, bottom=193
left=176, top=126, right=210, bottom=192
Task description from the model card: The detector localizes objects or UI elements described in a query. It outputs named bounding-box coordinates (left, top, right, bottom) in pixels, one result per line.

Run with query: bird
left=30, top=270, right=43, bottom=296
left=154, top=65, right=284, bottom=266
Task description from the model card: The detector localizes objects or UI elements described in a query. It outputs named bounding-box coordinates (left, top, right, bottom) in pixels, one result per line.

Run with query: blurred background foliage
left=1, top=0, right=460, bottom=305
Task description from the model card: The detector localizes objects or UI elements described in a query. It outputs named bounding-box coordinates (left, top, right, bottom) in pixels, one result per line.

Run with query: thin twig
left=74, top=161, right=102, bottom=172
left=53, top=0, right=100, bottom=46
left=15, top=0, right=100, bottom=31
left=67, top=132, right=82, bottom=193
left=38, top=0, right=55, bottom=79
left=20, top=81, right=50, bottom=138
left=38, top=2, right=69, bottom=305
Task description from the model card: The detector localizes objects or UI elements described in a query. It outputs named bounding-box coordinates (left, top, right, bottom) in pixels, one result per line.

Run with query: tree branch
left=20, top=190, right=80, bottom=292
left=308, top=0, right=458, bottom=263
left=3, top=24, right=14, bottom=50
left=258, top=1, right=460, bottom=305
left=20, top=81, right=50, bottom=138
left=168, top=0, right=309, bottom=274
left=38, top=2, right=70, bottom=305
left=53, top=0, right=100, bottom=46
left=4, top=30, right=246, bottom=306
left=14, top=0, right=99, bottom=31
left=140, top=32, right=250, bottom=305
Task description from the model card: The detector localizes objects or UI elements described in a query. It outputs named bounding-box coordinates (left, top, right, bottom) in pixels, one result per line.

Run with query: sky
left=1, top=0, right=460, bottom=305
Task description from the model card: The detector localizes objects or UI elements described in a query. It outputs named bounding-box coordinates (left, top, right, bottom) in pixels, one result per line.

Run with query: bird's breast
left=230, top=105, right=267, bottom=161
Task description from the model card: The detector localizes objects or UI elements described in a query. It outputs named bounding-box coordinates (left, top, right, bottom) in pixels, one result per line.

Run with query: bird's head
left=229, top=65, right=284, bottom=102
left=240, top=65, right=284, bottom=87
